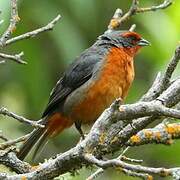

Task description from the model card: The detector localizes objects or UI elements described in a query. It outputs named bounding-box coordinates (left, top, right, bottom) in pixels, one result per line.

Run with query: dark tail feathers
left=17, top=127, right=46, bottom=161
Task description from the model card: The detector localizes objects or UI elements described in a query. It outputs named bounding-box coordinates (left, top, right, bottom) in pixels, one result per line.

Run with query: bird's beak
left=138, top=38, right=150, bottom=46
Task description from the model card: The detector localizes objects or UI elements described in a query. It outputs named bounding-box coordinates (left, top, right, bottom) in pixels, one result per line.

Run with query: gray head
left=98, top=30, right=150, bottom=48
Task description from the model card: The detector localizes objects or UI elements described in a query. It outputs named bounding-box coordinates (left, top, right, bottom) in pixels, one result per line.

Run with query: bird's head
left=99, top=30, right=150, bottom=56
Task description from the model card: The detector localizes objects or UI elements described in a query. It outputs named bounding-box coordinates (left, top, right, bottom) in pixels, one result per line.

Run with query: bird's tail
left=17, top=124, right=46, bottom=161
left=17, top=113, right=72, bottom=161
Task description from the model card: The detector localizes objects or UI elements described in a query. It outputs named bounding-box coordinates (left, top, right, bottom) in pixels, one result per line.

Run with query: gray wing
left=42, top=47, right=107, bottom=117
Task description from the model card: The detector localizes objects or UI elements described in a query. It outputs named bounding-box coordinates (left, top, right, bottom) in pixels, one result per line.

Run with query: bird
left=17, top=30, right=150, bottom=160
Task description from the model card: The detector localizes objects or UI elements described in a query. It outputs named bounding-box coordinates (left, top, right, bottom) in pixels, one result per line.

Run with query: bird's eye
left=129, top=36, right=141, bottom=46
left=130, top=36, right=138, bottom=41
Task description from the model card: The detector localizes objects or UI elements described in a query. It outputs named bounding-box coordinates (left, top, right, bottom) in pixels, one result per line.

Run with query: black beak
left=138, top=38, right=150, bottom=46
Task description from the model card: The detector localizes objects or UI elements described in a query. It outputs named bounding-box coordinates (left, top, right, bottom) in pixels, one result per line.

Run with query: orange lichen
left=144, top=130, right=153, bottom=139
left=147, top=175, right=153, bottom=180
left=99, top=132, right=106, bottom=145
left=177, top=124, right=180, bottom=132
left=109, top=19, right=119, bottom=29
left=155, top=132, right=161, bottom=141
left=165, top=124, right=180, bottom=136
left=21, top=176, right=27, bottom=180
left=31, top=165, right=40, bottom=171
left=130, top=135, right=141, bottom=144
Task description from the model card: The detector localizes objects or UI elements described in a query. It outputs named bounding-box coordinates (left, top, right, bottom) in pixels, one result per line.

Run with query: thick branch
left=0, top=146, right=84, bottom=179
left=1, top=62, right=178, bottom=179
left=108, top=78, right=180, bottom=151
left=117, top=98, right=180, bottom=121
left=128, top=123, right=180, bottom=146
left=0, top=151, right=31, bottom=174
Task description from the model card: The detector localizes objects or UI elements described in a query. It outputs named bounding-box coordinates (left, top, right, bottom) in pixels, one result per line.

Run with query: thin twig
left=161, top=45, right=180, bottom=89
left=136, top=0, right=173, bottom=13
left=86, top=147, right=130, bottom=180
left=0, top=131, right=9, bottom=142
left=0, top=0, right=20, bottom=46
left=141, top=44, right=180, bottom=102
left=0, top=133, right=31, bottom=150
left=108, top=0, right=173, bottom=30
left=0, top=19, right=4, bottom=26
left=0, top=107, right=44, bottom=128
left=129, top=24, right=136, bottom=31
left=84, top=154, right=178, bottom=178
left=0, top=60, right=6, bottom=64
left=5, top=14, right=61, bottom=46
left=86, top=168, right=104, bottom=180
left=0, top=52, right=26, bottom=64
left=121, top=168, right=151, bottom=180
left=121, top=156, right=143, bottom=164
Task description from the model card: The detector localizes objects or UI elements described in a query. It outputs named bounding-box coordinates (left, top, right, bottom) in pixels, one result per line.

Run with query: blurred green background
left=0, top=0, right=180, bottom=179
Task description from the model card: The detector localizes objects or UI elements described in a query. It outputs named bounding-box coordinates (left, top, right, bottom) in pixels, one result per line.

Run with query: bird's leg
left=75, top=121, right=85, bottom=139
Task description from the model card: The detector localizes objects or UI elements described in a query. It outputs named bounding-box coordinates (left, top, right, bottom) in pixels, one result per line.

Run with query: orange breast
left=71, top=47, right=135, bottom=124
left=47, top=113, right=73, bottom=137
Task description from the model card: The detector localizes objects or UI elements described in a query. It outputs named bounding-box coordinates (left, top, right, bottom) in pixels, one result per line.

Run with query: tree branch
left=84, top=154, right=179, bottom=179
left=108, top=0, right=173, bottom=30
left=0, top=0, right=179, bottom=179
left=5, top=14, right=61, bottom=46
left=86, top=147, right=130, bottom=180
left=0, top=131, right=9, bottom=142
left=0, top=52, right=26, bottom=64
left=2, top=74, right=178, bottom=179
left=0, top=0, right=61, bottom=64
left=0, top=107, right=44, bottom=128
left=0, top=151, right=31, bottom=174
left=128, top=123, right=180, bottom=146
left=0, top=0, right=20, bottom=46
left=141, top=44, right=180, bottom=101
left=0, top=133, right=31, bottom=150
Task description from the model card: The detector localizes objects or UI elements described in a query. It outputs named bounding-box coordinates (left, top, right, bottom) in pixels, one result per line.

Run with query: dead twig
left=5, top=14, right=61, bottom=46
left=0, top=52, right=26, bottom=64
left=0, top=107, right=44, bottom=128
left=108, top=0, right=172, bottom=30
left=0, top=0, right=20, bottom=46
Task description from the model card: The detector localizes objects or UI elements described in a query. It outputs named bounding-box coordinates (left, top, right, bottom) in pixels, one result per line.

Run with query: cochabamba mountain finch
left=17, top=30, right=150, bottom=160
